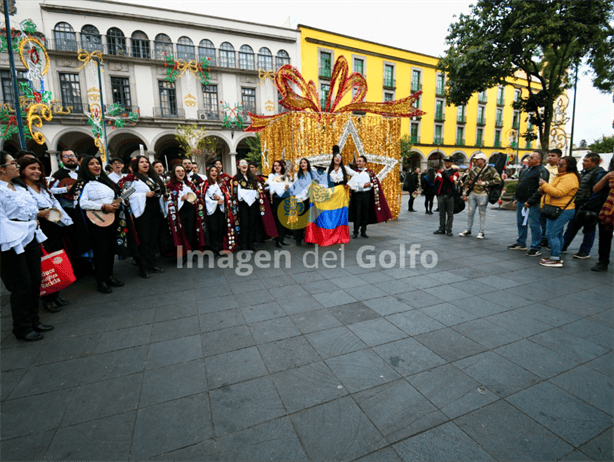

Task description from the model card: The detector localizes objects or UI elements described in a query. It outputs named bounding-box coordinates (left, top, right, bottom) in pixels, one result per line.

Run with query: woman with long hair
left=77, top=156, right=126, bottom=293
left=421, top=167, right=437, bottom=214
left=233, top=159, right=261, bottom=251
left=327, top=146, right=355, bottom=187
left=19, top=156, right=74, bottom=312
left=538, top=156, right=580, bottom=268
left=165, top=163, right=197, bottom=256
left=287, top=157, right=325, bottom=246
left=265, top=159, right=291, bottom=248
left=204, top=165, right=238, bottom=254
left=120, top=156, right=166, bottom=278
left=0, top=151, right=53, bottom=340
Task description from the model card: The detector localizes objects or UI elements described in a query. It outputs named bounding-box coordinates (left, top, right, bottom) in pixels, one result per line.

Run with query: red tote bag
left=40, top=247, right=77, bottom=296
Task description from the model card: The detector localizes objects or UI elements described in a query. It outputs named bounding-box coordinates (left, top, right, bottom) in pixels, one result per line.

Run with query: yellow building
left=299, top=25, right=539, bottom=169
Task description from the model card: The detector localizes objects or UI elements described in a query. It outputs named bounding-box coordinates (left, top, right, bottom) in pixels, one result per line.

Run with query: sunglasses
left=0, top=161, right=17, bottom=167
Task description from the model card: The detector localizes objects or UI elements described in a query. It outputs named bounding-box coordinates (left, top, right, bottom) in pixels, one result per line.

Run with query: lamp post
left=91, top=55, right=109, bottom=163
left=568, top=64, right=579, bottom=157
left=3, top=0, right=25, bottom=148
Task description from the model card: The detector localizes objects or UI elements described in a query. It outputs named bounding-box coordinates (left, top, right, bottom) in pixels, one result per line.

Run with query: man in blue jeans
left=507, top=151, right=549, bottom=256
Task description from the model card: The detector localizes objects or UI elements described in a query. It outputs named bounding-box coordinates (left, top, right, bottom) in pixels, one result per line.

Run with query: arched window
left=53, top=22, right=77, bottom=52
left=275, top=49, right=290, bottom=68
left=219, top=42, right=235, bottom=68
left=238, top=45, right=255, bottom=70
left=131, top=31, right=150, bottom=59
left=177, top=36, right=195, bottom=61
left=81, top=25, right=102, bottom=52
left=198, top=39, right=217, bottom=66
left=107, top=27, right=126, bottom=55
left=154, top=33, right=172, bottom=60
left=258, top=47, right=273, bottom=70
left=199, top=39, right=216, bottom=66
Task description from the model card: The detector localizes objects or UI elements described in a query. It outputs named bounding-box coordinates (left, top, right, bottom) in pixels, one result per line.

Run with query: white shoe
left=459, top=230, right=471, bottom=237
left=477, top=233, right=484, bottom=239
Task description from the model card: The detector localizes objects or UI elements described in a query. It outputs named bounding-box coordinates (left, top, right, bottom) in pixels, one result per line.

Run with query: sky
left=136, top=0, right=613, bottom=149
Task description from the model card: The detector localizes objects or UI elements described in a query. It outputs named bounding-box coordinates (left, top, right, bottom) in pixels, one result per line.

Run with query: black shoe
left=55, top=296, right=69, bottom=306
left=409, top=209, right=416, bottom=212
left=281, top=240, right=290, bottom=246
left=352, top=232, right=359, bottom=238
left=97, top=282, right=113, bottom=294
left=42, top=301, right=61, bottom=313
left=447, top=231, right=453, bottom=236
left=139, top=271, right=151, bottom=279
left=33, top=323, right=54, bottom=333
left=361, top=232, right=369, bottom=238
left=107, top=277, right=124, bottom=287
left=275, top=241, right=282, bottom=248
left=16, top=331, right=44, bottom=341
left=433, top=230, right=445, bottom=234
left=591, top=262, right=609, bottom=272
left=150, top=266, right=165, bottom=273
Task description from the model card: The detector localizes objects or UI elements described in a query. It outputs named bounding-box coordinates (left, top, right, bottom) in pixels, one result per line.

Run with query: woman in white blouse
left=0, top=151, right=53, bottom=341
left=204, top=166, right=227, bottom=255
left=78, top=156, right=125, bottom=294
left=19, top=156, right=73, bottom=312
left=327, top=146, right=356, bottom=187
left=165, top=163, right=197, bottom=254
left=265, top=160, right=291, bottom=248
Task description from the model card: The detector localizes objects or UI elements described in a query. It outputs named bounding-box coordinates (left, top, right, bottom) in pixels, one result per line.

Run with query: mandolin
left=86, top=187, right=135, bottom=227
left=58, top=177, right=78, bottom=200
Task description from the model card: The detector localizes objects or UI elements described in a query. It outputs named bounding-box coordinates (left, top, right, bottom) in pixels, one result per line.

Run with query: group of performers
left=0, top=146, right=391, bottom=341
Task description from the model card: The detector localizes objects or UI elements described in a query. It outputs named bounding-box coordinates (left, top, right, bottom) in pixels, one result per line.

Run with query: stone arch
left=450, top=150, right=468, bottom=167
left=427, top=149, right=445, bottom=169
left=55, top=130, right=97, bottom=156
left=107, top=130, right=148, bottom=162
left=203, top=134, right=231, bottom=173
left=404, top=149, right=425, bottom=171
left=153, top=133, right=182, bottom=169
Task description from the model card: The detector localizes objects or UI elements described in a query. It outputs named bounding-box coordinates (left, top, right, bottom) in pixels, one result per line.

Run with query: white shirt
left=49, top=168, right=78, bottom=195
left=205, top=183, right=225, bottom=215
left=26, top=185, right=74, bottom=227
left=266, top=173, right=289, bottom=197
left=107, top=171, right=125, bottom=184
left=0, top=181, right=46, bottom=253
left=328, top=166, right=356, bottom=184
left=79, top=181, right=116, bottom=211
left=348, top=169, right=372, bottom=192
left=124, top=178, right=164, bottom=218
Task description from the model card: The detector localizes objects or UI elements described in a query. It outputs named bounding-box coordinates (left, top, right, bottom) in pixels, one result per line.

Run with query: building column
left=48, top=150, right=59, bottom=173
left=229, top=152, right=237, bottom=175
left=146, top=151, right=156, bottom=164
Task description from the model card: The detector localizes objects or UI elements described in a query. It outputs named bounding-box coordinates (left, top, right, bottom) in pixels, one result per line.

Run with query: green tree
left=438, top=0, right=614, bottom=150
left=245, top=133, right=262, bottom=168
left=399, top=134, right=415, bottom=169
left=589, top=135, right=614, bottom=153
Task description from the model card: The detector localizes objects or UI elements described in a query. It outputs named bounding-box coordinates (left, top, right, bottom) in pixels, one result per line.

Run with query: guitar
left=86, top=187, right=135, bottom=227
left=58, top=177, right=78, bottom=200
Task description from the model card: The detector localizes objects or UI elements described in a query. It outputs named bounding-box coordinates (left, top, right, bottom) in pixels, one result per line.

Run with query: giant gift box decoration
left=246, top=56, right=424, bottom=220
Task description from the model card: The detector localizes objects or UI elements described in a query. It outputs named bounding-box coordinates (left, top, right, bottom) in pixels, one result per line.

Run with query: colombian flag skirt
left=305, top=185, right=350, bottom=246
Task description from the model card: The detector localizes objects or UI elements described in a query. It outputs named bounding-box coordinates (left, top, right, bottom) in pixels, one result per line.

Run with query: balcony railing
left=457, top=115, right=466, bottom=124
left=512, top=122, right=520, bottom=130
left=104, top=104, right=140, bottom=115
left=494, top=140, right=502, bottom=148
left=411, top=82, right=422, bottom=93
left=319, top=66, right=332, bottom=78
left=456, top=138, right=465, bottom=146
left=476, top=140, right=484, bottom=147
left=525, top=141, right=533, bottom=149
left=197, top=109, right=222, bottom=120
left=510, top=141, right=518, bottom=149
left=320, top=98, right=328, bottom=110
left=478, top=93, right=487, bottom=103
left=436, top=86, right=445, bottom=97
left=496, top=98, right=505, bottom=106
left=495, top=118, right=503, bottom=127
left=153, top=107, right=185, bottom=118
left=476, top=117, right=486, bottom=126
left=434, top=111, right=445, bottom=122
left=410, top=135, right=420, bottom=144
left=433, top=136, right=444, bottom=145
left=383, top=78, right=396, bottom=89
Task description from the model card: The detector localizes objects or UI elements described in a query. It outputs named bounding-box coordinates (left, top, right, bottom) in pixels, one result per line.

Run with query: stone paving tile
left=494, top=339, right=579, bottom=379
left=290, top=396, right=386, bottom=462
left=376, top=279, right=415, bottom=295
left=33, top=334, right=102, bottom=365
left=419, top=303, right=478, bottom=327
left=106, top=308, right=155, bottom=331
left=401, top=289, right=446, bottom=308
left=363, top=295, right=413, bottom=316
left=560, top=319, right=614, bottom=349
left=584, top=351, right=614, bottom=379
left=348, top=283, right=389, bottom=301
left=199, top=308, right=245, bottom=333
left=393, top=421, right=496, bottom=462
left=506, top=381, right=612, bottom=447
left=451, top=318, right=522, bottom=349
left=249, top=316, right=301, bottom=344
left=140, top=360, right=207, bottom=407
left=146, top=439, right=219, bottom=461
left=415, top=328, right=487, bottom=363
left=8, top=357, right=88, bottom=399
left=485, top=309, right=552, bottom=338
left=543, top=295, right=607, bottom=318
left=455, top=400, right=573, bottom=461
left=305, top=326, right=367, bottom=360
left=149, top=316, right=200, bottom=343
left=146, top=335, right=203, bottom=369
left=95, top=324, right=152, bottom=354
left=549, top=365, right=613, bottom=416
left=80, top=345, right=147, bottom=384
left=328, top=301, right=382, bottom=325
left=325, top=349, right=401, bottom=393
left=386, top=310, right=446, bottom=336
left=205, top=346, right=267, bottom=389
left=153, top=303, right=198, bottom=322
left=0, top=430, right=54, bottom=461
left=355, top=447, right=401, bottom=462
left=312, top=289, right=358, bottom=308
left=290, top=309, right=343, bottom=334
left=197, top=295, right=239, bottom=314
left=258, top=336, right=321, bottom=373
left=372, top=338, right=446, bottom=377
left=278, top=294, right=325, bottom=315
left=271, top=361, right=347, bottom=413
left=529, top=328, right=609, bottom=363
left=240, top=302, right=284, bottom=324
left=200, top=325, right=254, bottom=358
left=1, top=368, right=26, bottom=401
left=512, top=303, right=580, bottom=327
left=131, top=394, right=213, bottom=460
left=576, top=429, right=614, bottom=462
left=347, top=318, right=408, bottom=346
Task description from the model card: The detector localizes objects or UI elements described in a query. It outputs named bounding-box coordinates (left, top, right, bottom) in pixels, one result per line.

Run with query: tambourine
left=185, top=191, right=197, bottom=203
left=47, top=207, right=62, bottom=223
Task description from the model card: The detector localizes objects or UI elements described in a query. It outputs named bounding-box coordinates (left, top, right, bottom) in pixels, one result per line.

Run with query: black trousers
left=294, top=199, right=311, bottom=243
left=239, top=200, right=259, bottom=250
left=597, top=221, right=613, bottom=265
left=179, top=202, right=196, bottom=249
left=1, top=239, right=41, bottom=337
left=272, top=195, right=286, bottom=243
left=424, top=193, right=435, bottom=212
left=135, top=200, right=162, bottom=272
left=352, top=191, right=370, bottom=234
left=407, top=193, right=416, bottom=211
left=438, top=194, right=455, bottom=232
left=89, top=217, right=117, bottom=282
left=206, top=207, right=225, bottom=253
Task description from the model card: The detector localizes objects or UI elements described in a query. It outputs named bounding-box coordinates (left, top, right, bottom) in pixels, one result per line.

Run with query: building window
left=275, top=50, right=290, bottom=68
left=241, top=88, right=256, bottom=116
left=277, top=90, right=283, bottom=114
left=258, top=47, right=273, bottom=70
left=478, top=90, right=487, bottom=103
left=384, top=92, right=393, bottom=102
left=514, top=89, right=521, bottom=102
left=383, top=64, right=395, bottom=88
left=434, top=125, right=443, bottom=145
left=81, top=25, right=102, bottom=52
left=494, top=129, right=502, bottom=147
left=411, top=69, right=421, bottom=92
left=219, top=42, right=235, bottom=68
left=154, top=33, right=173, bottom=60
left=158, top=81, right=177, bottom=117
left=1, top=70, right=27, bottom=105
left=354, top=58, right=364, bottom=76
left=477, top=105, right=486, bottom=125
left=457, top=105, right=466, bottom=123
left=177, top=37, right=195, bottom=61
left=476, top=128, right=484, bottom=146
left=59, top=73, right=83, bottom=113
left=320, top=83, right=330, bottom=109
left=495, top=108, right=503, bottom=126
left=435, top=100, right=445, bottom=121
left=239, top=45, right=255, bottom=70
left=202, top=84, right=218, bottom=119
left=199, top=40, right=216, bottom=66
left=320, top=51, right=332, bottom=78
left=410, top=123, right=419, bottom=144
left=131, top=31, right=150, bottom=59
left=497, top=86, right=505, bottom=105
left=53, top=22, right=77, bottom=52
left=111, top=77, right=131, bottom=110
left=512, top=111, right=520, bottom=129
left=436, top=74, right=445, bottom=96
left=107, top=28, right=126, bottom=56
left=414, top=95, right=420, bottom=109
left=456, top=126, right=465, bottom=145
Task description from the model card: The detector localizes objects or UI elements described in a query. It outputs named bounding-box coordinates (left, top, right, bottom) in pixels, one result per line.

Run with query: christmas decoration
left=164, top=54, right=210, bottom=86
left=221, top=101, right=244, bottom=129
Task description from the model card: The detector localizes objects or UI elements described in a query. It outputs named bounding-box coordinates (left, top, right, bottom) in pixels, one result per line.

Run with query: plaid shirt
left=462, top=165, right=501, bottom=195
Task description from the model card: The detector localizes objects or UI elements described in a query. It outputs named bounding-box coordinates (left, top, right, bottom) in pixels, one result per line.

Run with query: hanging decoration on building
left=264, top=100, right=275, bottom=112
left=221, top=101, right=245, bottom=129
left=258, top=68, right=274, bottom=85
left=247, top=55, right=425, bottom=220
left=76, top=49, right=104, bottom=71
left=164, top=54, right=210, bottom=86
left=549, top=94, right=569, bottom=150
left=0, top=19, right=60, bottom=144
left=184, top=94, right=197, bottom=107
left=175, top=124, right=217, bottom=167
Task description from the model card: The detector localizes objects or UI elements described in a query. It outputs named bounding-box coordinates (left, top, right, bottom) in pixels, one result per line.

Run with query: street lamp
left=91, top=55, right=109, bottom=163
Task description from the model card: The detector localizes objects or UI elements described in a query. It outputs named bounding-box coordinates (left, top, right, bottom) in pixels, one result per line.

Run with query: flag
left=305, top=184, right=350, bottom=246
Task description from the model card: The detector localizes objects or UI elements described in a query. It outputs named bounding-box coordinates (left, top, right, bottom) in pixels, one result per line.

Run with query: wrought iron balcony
left=383, top=78, right=396, bottom=89
left=411, top=82, right=422, bottom=93
left=319, top=66, right=332, bottom=78
left=456, top=138, right=465, bottom=146
left=410, top=135, right=420, bottom=144
left=476, top=117, right=486, bottom=126
left=197, top=109, right=222, bottom=120
left=457, top=115, right=466, bottom=124
left=153, top=107, right=185, bottom=118
left=433, top=136, right=444, bottom=145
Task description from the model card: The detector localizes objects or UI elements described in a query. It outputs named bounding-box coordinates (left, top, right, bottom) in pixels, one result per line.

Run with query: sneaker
left=459, top=230, right=471, bottom=237
left=476, top=233, right=485, bottom=239
left=591, top=262, right=609, bottom=272
left=573, top=251, right=590, bottom=259
left=540, top=259, right=563, bottom=268
left=561, top=250, right=567, bottom=254
left=507, top=243, right=527, bottom=250
left=526, top=249, right=542, bottom=257
left=540, top=257, right=564, bottom=263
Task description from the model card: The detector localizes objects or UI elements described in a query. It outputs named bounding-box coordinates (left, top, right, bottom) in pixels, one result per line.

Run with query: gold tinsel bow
left=76, top=49, right=103, bottom=71
left=245, top=55, right=425, bottom=132
left=258, top=69, right=274, bottom=85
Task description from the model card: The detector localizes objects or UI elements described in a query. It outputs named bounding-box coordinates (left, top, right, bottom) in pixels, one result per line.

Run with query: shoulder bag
left=541, top=194, right=576, bottom=220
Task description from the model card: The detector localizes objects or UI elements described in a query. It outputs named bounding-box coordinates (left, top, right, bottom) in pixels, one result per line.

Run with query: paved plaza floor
left=1, top=200, right=612, bottom=461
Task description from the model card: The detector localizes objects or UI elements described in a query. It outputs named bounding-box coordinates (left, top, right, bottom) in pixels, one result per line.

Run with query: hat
left=473, top=152, right=488, bottom=161
left=443, top=156, right=454, bottom=163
